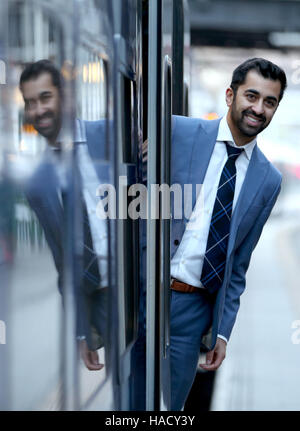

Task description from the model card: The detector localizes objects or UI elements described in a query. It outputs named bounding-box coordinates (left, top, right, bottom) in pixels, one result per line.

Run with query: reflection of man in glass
left=19, top=60, right=108, bottom=371
left=20, top=64, right=62, bottom=146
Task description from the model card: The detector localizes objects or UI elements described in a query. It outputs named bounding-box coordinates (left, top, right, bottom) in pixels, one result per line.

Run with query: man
left=19, top=60, right=109, bottom=371
left=168, top=57, right=286, bottom=410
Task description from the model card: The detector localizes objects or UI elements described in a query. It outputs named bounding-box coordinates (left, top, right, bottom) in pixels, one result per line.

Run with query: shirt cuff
left=217, top=334, right=228, bottom=344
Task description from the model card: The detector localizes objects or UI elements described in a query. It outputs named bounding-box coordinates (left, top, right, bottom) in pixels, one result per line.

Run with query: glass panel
left=0, top=0, right=65, bottom=410
left=75, top=0, right=114, bottom=410
left=0, top=0, right=116, bottom=412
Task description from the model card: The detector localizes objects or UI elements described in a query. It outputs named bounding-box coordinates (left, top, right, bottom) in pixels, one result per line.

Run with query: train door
left=111, top=0, right=143, bottom=410
left=145, top=0, right=189, bottom=410
left=72, top=0, right=118, bottom=411
left=145, top=0, right=173, bottom=411
left=0, top=0, right=118, bottom=410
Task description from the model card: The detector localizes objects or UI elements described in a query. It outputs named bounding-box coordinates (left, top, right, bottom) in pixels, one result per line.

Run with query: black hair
left=230, top=57, right=287, bottom=102
left=19, top=59, right=63, bottom=94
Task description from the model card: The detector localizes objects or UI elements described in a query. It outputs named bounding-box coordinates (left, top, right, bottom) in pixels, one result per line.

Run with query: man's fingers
left=90, top=350, right=100, bottom=365
left=200, top=339, right=226, bottom=371
left=86, top=351, right=104, bottom=370
left=200, top=357, right=222, bottom=370
left=205, top=350, right=214, bottom=365
left=79, top=340, right=104, bottom=371
left=84, top=352, right=104, bottom=371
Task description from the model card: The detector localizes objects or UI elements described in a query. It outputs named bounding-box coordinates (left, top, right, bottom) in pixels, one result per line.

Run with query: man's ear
left=225, top=87, right=234, bottom=107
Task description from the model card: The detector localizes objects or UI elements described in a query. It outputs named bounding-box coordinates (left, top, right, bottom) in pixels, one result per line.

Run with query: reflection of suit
left=169, top=115, right=281, bottom=409
left=24, top=119, right=109, bottom=350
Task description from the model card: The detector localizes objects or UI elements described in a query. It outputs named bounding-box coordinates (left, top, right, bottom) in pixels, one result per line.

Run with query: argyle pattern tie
left=82, top=198, right=101, bottom=292
left=200, top=143, right=243, bottom=294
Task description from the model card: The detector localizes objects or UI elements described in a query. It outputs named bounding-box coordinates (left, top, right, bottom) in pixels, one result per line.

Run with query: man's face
left=226, top=70, right=282, bottom=144
left=21, top=72, right=62, bottom=145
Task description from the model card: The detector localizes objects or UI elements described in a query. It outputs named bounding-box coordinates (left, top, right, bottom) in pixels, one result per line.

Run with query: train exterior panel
left=0, top=0, right=190, bottom=411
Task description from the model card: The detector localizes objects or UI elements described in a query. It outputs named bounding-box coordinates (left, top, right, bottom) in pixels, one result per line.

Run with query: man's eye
left=41, top=94, right=51, bottom=102
left=25, top=101, right=35, bottom=109
left=266, top=100, right=275, bottom=108
left=246, top=94, right=255, bottom=100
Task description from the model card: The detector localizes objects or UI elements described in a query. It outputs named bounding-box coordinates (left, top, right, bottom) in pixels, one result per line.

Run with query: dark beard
left=34, top=113, right=60, bottom=141
left=232, top=108, right=267, bottom=138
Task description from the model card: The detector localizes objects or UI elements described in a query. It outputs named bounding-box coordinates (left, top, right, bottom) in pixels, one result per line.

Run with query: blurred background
left=185, top=0, right=300, bottom=411
left=0, top=0, right=299, bottom=411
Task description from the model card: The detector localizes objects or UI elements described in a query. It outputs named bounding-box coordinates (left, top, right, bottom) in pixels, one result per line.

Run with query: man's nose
left=35, top=101, right=47, bottom=117
left=251, top=99, right=264, bottom=116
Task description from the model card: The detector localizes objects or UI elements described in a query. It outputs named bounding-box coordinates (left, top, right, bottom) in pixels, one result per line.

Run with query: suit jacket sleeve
left=218, top=180, right=282, bottom=341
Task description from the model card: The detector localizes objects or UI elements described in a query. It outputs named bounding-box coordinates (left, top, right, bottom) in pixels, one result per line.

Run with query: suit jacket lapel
left=188, top=119, right=220, bottom=209
left=171, top=117, right=220, bottom=238
left=227, top=145, right=269, bottom=255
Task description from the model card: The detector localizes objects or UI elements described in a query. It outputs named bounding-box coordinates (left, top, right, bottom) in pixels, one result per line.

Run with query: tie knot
left=225, top=142, right=243, bottom=161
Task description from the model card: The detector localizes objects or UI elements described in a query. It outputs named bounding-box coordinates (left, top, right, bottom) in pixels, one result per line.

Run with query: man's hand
left=199, top=338, right=226, bottom=371
left=79, top=339, right=104, bottom=371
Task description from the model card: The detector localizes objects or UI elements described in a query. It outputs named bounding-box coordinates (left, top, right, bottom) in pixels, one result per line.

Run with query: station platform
left=210, top=190, right=300, bottom=411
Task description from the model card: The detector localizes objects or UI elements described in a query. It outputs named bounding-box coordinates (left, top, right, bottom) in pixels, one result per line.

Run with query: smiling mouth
left=244, top=114, right=264, bottom=127
left=36, top=119, right=53, bottom=128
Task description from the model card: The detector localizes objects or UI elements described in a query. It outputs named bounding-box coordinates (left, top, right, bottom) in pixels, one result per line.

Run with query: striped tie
left=82, top=199, right=101, bottom=292
left=200, top=142, right=243, bottom=294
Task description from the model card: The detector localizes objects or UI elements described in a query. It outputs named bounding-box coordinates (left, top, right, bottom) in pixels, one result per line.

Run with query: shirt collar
left=55, top=118, right=87, bottom=145
left=217, top=116, right=256, bottom=160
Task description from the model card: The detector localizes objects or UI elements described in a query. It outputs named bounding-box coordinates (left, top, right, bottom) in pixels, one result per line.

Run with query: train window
left=73, top=2, right=115, bottom=410
left=75, top=50, right=112, bottom=407
left=0, top=0, right=115, bottom=411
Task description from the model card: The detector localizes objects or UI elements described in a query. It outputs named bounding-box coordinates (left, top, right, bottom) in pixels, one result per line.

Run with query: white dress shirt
left=170, top=116, right=256, bottom=343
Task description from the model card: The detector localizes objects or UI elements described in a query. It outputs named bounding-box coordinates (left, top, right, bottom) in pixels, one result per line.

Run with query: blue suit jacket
left=25, top=119, right=109, bottom=278
left=171, top=115, right=282, bottom=350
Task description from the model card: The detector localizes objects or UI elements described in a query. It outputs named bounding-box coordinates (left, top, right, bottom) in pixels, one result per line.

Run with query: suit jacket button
left=174, top=239, right=179, bottom=246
